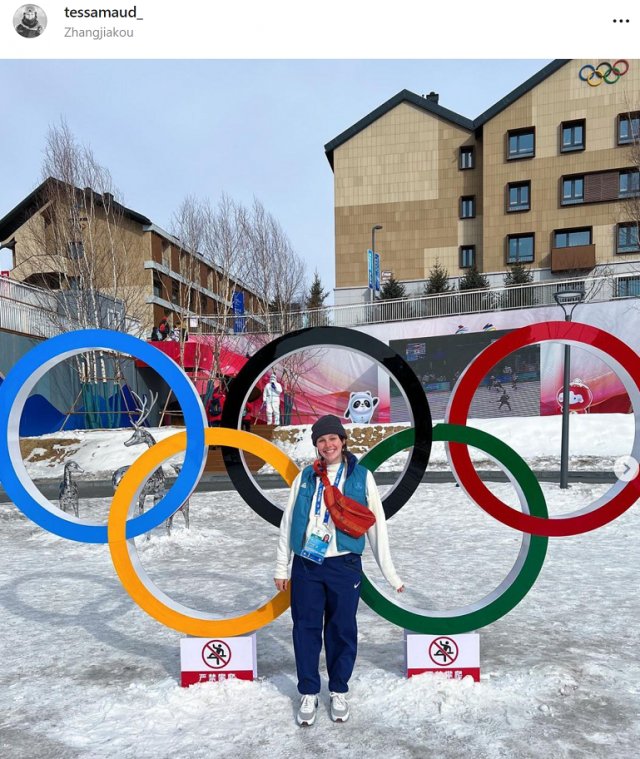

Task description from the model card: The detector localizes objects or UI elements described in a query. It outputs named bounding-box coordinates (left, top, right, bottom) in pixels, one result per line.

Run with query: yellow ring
left=587, top=70, right=604, bottom=87
left=108, top=428, right=300, bottom=636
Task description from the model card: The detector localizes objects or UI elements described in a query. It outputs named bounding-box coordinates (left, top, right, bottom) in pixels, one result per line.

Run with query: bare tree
left=243, top=197, right=307, bottom=334
left=170, top=193, right=252, bottom=383
left=26, top=119, right=149, bottom=335
left=14, top=120, right=150, bottom=426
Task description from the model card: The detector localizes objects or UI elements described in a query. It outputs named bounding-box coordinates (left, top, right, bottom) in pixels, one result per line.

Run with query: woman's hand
left=396, top=584, right=405, bottom=593
left=274, top=578, right=289, bottom=592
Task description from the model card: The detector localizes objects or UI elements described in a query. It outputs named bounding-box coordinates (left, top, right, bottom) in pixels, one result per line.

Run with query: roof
left=0, top=177, right=152, bottom=242
left=324, top=59, right=571, bottom=168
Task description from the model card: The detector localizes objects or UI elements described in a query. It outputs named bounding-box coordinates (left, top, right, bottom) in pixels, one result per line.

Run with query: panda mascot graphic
left=343, top=391, right=379, bottom=424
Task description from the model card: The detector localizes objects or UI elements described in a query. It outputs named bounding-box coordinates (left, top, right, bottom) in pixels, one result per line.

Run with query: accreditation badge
left=300, top=526, right=332, bottom=564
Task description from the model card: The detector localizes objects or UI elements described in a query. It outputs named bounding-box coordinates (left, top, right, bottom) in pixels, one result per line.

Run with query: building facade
left=326, top=60, right=640, bottom=305
left=0, top=178, right=261, bottom=335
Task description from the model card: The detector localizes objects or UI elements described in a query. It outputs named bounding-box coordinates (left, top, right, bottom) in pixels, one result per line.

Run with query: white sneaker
left=297, top=694, right=319, bottom=726
left=330, top=692, right=350, bottom=722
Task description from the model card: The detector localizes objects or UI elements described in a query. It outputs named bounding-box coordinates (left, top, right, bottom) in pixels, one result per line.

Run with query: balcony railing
left=191, top=273, right=626, bottom=335
left=1, top=272, right=635, bottom=340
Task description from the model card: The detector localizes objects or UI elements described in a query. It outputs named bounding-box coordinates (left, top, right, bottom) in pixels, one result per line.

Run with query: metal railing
left=2, top=271, right=637, bottom=340
left=191, top=273, right=632, bottom=334
left=0, top=278, right=123, bottom=339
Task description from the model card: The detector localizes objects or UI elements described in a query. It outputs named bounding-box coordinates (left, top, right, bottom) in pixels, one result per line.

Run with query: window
left=459, top=246, right=475, bottom=269
left=460, top=196, right=475, bottom=218
left=616, top=275, right=640, bottom=298
left=171, top=280, right=179, bottom=304
left=507, top=181, right=530, bottom=212
left=507, top=128, right=535, bottom=159
left=562, top=176, right=584, bottom=205
left=553, top=228, right=592, bottom=248
left=619, top=170, right=640, bottom=197
left=67, top=241, right=84, bottom=259
left=106, top=308, right=120, bottom=329
left=200, top=292, right=208, bottom=314
left=618, top=112, right=640, bottom=145
left=561, top=119, right=585, bottom=152
left=617, top=223, right=640, bottom=254
left=459, top=146, right=474, bottom=170
left=161, top=240, right=171, bottom=268
left=153, top=272, right=163, bottom=298
left=507, top=234, right=534, bottom=263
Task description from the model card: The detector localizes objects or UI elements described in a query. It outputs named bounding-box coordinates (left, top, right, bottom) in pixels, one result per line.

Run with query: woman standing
left=274, top=414, right=404, bottom=726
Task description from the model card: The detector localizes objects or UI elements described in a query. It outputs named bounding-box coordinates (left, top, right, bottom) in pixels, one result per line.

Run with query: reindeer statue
left=112, top=391, right=189, bottom=537
left=167, top=463, right=190, bottom=534
left=59, top=460, right=84, bottom=517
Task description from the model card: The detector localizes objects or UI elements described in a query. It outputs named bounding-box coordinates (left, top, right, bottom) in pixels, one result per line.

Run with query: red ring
left=613, top=59, right=629, bottom=76
left=446, top=322, right=640, bottom=537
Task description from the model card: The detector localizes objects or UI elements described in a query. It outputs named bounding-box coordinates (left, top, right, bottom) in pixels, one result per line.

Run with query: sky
left=0, top=59, right=553, bottom=302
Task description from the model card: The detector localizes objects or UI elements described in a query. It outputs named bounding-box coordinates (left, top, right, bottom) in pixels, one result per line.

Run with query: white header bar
left=1, top=2, right=637, bottom=59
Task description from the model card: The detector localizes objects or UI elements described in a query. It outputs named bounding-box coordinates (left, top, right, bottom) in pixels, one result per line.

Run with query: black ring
left=221, top=326, right=432, bottom=526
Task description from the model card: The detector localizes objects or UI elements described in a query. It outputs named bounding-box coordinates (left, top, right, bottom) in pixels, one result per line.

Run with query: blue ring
left=0, top=330, right=207, bottom=543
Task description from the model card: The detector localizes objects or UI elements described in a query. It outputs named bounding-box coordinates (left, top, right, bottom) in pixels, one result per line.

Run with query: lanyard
left=314, top=462, right=344, bottom=525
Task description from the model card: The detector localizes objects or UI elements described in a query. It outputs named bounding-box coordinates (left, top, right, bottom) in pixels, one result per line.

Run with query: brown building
left=325, top=59, right=640, bottom=305
left=0, top=178, right=261, bottom=334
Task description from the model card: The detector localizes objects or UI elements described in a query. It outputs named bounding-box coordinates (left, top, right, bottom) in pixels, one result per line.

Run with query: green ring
left=358, top=424, right=549, bottom=633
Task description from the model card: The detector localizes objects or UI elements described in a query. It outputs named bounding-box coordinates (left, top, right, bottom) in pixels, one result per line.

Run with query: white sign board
left=180, top=634, right=257, bottom=687
left=405, top=632, right=480, bottom=682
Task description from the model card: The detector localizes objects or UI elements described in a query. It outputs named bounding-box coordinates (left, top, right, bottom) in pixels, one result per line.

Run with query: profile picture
left=13, top=5, right=47, bottom=38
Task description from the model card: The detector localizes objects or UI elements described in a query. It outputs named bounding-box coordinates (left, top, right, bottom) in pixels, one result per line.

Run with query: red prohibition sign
left=446, top=322, right=640, bottom=537
left=429, top=637, right=459, bottom=666
left=202, top=639, right=232, bottom=670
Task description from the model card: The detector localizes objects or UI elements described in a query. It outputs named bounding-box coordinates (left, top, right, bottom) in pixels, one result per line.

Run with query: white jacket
left=275, top=461, right=404, bottom=590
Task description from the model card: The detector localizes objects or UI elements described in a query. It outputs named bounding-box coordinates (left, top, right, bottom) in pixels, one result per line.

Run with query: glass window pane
left=520, top=133, right=534, bottom=152
left=569, top=230, right=590, bottom=246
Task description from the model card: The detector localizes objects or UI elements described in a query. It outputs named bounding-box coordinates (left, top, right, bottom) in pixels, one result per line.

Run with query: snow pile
left=20, top=414, right=635, bottom=482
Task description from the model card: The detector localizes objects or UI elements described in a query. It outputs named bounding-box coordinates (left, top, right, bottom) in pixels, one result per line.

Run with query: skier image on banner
left=263, top=372, right=283, bottom=425
left=343, top=390, right=379, bottom=424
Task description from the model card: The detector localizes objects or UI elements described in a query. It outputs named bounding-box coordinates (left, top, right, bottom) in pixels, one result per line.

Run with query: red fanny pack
left=313, top=459, right=376, bottom=539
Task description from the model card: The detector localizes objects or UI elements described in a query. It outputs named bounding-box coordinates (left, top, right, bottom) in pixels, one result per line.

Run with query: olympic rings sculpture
left=0, top=323, right=639, bottom=637
left=579, top=60, right=629, bottom=86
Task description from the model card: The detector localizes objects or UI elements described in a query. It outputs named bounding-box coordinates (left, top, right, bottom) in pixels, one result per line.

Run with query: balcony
left=550, top=245, right=596, bottom=273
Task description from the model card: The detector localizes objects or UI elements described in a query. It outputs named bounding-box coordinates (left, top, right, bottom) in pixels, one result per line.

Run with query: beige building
left=0, top=178, right=261, bottom=334
left=325, top=60, right=640, bottom=305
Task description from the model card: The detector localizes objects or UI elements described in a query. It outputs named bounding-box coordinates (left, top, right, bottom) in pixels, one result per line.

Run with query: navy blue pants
left=290, top=553, right=362, bottom=695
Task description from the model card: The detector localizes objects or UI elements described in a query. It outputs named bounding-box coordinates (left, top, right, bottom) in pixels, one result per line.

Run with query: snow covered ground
left=2, top=414, right=640, bottom=758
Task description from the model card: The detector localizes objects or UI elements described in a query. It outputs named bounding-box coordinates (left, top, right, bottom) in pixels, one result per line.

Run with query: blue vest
left=290, top=458, right=369, bottom=555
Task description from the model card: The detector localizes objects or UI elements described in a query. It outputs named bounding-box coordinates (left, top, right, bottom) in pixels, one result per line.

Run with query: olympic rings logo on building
left=579, top=60, right=629, bottom=86
left=0, top=324, right=639, bottom=639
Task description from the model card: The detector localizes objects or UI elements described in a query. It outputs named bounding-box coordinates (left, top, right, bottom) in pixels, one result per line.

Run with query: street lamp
left=553, top=288, right=586, bottom=489
left=371, top=225, right=383, bottom=305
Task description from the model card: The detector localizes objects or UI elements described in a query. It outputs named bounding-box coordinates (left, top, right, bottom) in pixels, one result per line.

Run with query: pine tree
left=503, top=262, right=535, bottom=307
left=503, top=262, right=533, bottom=287
left=458, top=265, right=489, bottom=291
left=423, top=260, right=452, bottom=294
left=379, top=276, right=407, bottom=300
left=305, top=270, right=329, bottom=309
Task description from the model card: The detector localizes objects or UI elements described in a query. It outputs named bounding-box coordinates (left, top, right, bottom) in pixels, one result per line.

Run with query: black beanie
left=311, top=414, right=347, bottom=446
